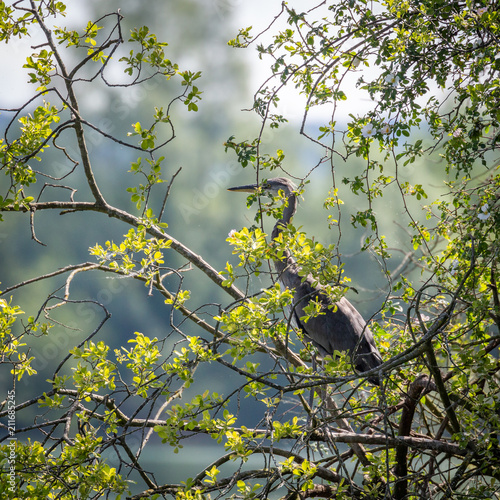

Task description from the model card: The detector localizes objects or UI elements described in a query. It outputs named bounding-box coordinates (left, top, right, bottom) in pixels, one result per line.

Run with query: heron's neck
left=271, top=191, right=301, bottom=285
left=269, top=189, right=305, bottom=286
left=271, top=191, right=297, bottom=240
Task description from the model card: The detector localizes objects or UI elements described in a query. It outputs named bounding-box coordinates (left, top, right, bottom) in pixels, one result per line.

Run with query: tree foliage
left=0, top=0, right=499, bottom=499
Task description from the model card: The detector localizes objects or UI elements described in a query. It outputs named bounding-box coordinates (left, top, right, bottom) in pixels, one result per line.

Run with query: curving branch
left=393, top=375, right=437, bottom=500
left=2, top=198, right=245, bottom=300
left=29, top=1, right=106, bottom=207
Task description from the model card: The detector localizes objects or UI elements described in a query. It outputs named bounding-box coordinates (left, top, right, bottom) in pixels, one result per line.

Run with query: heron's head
left=228, top=177, right=297, bottom=197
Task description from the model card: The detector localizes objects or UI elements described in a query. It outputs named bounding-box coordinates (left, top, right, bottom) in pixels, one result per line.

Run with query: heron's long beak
left=227, top=183, right=259, bottom=193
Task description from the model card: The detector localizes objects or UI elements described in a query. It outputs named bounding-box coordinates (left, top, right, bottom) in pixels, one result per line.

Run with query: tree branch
left=2, top=199, right=245, bottom=300
left=29, top=0, right=107, bottom=207
left=394, top=375, right=437, bottom=500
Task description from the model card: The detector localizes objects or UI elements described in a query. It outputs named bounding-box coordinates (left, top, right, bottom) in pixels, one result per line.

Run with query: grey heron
left=229, top=177, right=383, bottom=385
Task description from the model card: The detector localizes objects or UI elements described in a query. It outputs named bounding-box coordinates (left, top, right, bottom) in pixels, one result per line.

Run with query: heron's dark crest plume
left=228, top=177, right=383, bottom=385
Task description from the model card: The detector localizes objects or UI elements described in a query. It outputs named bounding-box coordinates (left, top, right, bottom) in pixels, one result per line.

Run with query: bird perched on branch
left=228, top=177, right=383, bottom=385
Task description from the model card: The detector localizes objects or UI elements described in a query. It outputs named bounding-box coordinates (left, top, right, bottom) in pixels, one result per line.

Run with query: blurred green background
left=0, top=0, right=450, bottom=494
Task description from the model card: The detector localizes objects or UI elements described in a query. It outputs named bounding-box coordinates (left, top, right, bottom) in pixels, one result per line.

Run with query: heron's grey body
left=229, top=177, right=383, bottom=384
